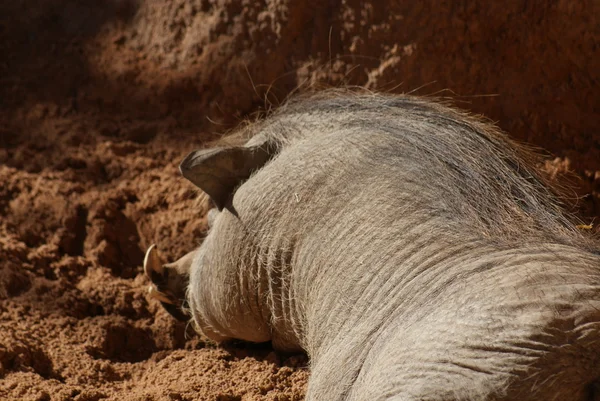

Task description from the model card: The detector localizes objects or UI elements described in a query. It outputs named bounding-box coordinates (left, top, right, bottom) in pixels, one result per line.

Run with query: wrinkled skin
left=146, top=91, right=600, bottom=400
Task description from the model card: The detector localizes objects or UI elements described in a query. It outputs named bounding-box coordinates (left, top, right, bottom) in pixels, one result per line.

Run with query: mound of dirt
left=0, top=0, right=598, bottom=400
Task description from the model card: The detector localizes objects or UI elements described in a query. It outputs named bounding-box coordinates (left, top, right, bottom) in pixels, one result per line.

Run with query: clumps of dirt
left=0, top=0, right=598, bottom=400
left=0, top=154, right=309, bottom=400
left=128, top=348, right=308, bottom=401
left=83, top=316, right=157, bottom=362
left=0, top=327, right=59, bottom=380
left=85, top=189, right=144, bottom=278
left=0, top=234, right=32, bottom=299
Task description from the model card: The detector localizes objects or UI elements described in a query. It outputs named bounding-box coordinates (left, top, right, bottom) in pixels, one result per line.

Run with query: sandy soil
left=0, top=1, right=599, bottom=400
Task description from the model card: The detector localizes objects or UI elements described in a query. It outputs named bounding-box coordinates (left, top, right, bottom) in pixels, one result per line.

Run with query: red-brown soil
left=1, top=1, right=599, bottom=400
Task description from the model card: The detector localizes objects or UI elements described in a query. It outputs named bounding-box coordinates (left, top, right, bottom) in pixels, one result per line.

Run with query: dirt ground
left=0, top=1, right=599, bottom=400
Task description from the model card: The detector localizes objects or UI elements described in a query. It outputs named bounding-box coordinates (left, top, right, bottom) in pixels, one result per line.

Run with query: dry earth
left=0, top=1, right=599, bottom=400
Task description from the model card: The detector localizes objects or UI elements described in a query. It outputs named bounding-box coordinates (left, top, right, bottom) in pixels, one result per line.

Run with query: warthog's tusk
left=143, top=244, right=164, bottom=278
left=144, top=245, right=177, bottom=304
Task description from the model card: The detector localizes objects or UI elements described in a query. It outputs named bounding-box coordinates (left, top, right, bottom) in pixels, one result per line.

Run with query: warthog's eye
left=207, top=208, right=219, bottom=229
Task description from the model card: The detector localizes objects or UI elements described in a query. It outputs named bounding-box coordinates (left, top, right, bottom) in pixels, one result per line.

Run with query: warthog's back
left=235, top=92, right=590, bottom=250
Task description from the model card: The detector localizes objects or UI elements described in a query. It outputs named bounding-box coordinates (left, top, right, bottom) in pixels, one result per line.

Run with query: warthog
left=144, top=90, right=600, bottom=400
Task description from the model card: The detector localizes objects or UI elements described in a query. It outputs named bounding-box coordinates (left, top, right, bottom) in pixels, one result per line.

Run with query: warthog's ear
left=179, top=144, right=273, bottom=210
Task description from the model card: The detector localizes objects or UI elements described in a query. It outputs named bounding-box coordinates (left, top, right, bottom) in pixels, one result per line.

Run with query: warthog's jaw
left=143, top=244, right=192, bottom=322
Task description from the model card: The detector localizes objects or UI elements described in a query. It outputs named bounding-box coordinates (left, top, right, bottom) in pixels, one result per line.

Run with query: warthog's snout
left=144, top=244, right=193, bottom=321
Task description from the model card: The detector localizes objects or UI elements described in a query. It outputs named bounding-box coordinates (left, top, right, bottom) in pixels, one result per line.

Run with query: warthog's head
left=143, top=136, right=277, bottom=325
